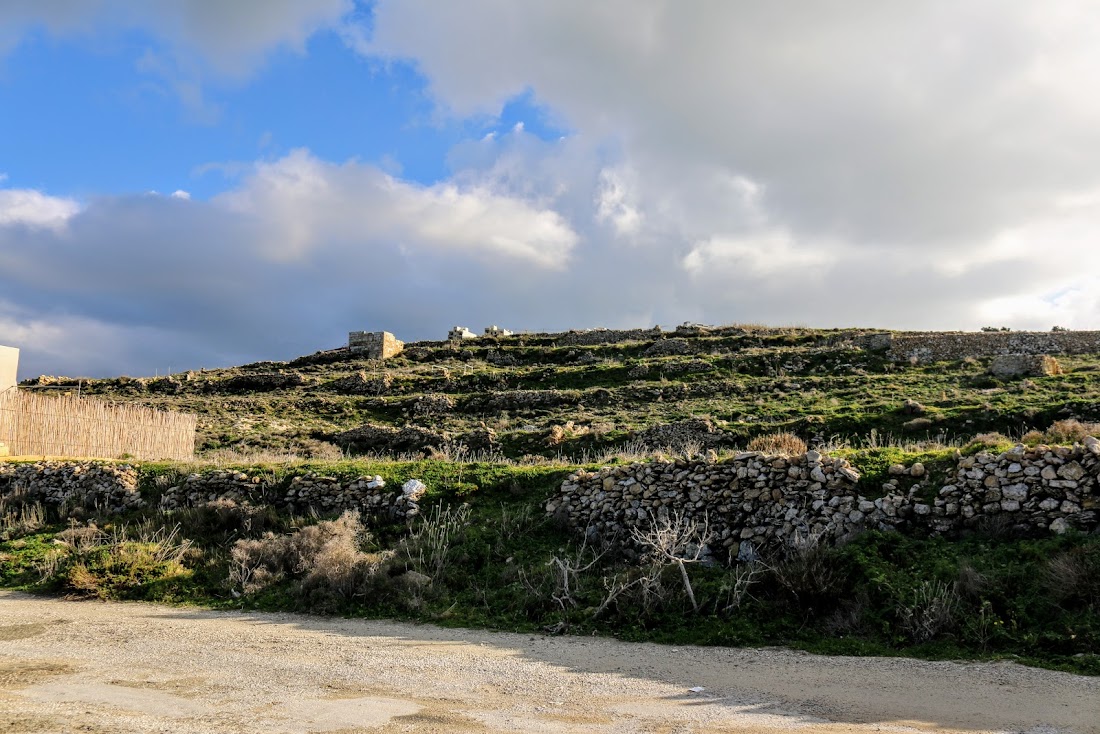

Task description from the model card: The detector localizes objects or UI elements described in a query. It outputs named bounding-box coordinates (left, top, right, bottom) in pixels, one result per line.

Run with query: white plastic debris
left=688, top=686, right=705, bottom=693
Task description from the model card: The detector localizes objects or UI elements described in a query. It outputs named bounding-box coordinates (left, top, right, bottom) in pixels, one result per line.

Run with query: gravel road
left=0, top=590, right=1096, bottom=733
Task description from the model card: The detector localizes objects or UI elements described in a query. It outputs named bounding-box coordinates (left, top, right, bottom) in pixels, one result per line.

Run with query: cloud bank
left=4, top=2, right=1100, bottom=377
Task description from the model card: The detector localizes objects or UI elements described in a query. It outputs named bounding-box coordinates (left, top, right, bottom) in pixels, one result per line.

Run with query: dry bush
left=970, top=432, right=1010, bottom=448
left=747, top=432, right=807, bottom=455
left=955, top=560, right=987, bottom=600
left=1020, top=430, right=1045, bottom=446
left=1044, top=548, right=1100, bottom=609
left=769, top=531, right=843, bottom=611
left=897, top=580, right=959, bottom=643
left=230, top=511, right=392, bottom=597
left=546, top=421, right=590, bottom=447
left=630, top=510, right=715, bottom=613
left=1045, top=419, right=1100, bottom=444
left=169, top=498, right=275, bottom=546
left=0, top=501, right=46, bottom=540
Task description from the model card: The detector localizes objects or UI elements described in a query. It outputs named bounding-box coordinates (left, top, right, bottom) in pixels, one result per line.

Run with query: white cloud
left=595, top=167, right=642, bottom=238
left=354, top=0, right=1100, bottom=330
left=0, top=188, right=80, bottom=230
left=219, top=149, right=578, bottom=268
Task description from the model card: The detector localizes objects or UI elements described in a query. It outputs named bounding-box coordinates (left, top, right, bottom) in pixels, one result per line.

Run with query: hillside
left=3, top=326, right=1100, bottom=676
left=23, top=325, right=1100, bottom=460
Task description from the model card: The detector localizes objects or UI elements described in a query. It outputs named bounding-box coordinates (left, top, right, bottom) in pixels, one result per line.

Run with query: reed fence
left=0, top=389, right=195, bottom=460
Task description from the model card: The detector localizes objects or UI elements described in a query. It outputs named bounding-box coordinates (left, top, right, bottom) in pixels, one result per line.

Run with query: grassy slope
left=23, top=325, right=1100, bottom=461
left=3, top=327, right=1099, bottom=673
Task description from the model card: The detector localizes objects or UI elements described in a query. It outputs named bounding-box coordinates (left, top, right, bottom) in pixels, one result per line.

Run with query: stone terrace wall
left=0, top=463, right=427, bottom=521
left=555, top=328, right=664, bottom=346
left=548, top=451, right=866, bottom=554
left=0, top=461, right=142, bottom=513
left=884, top=331, right=1100, bottom=363
left=548, top=440, right=1100, bottom=554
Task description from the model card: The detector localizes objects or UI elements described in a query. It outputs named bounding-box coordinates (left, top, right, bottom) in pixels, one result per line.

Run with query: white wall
left=0, top=345, right=18, bottom=391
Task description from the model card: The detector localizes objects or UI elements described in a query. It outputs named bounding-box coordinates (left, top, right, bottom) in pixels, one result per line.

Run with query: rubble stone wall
left=0, top=461, right=142, bottom=513
left=0, top=463, right=426, bottom=520
left=882, top=331, right=1100, bottom=363
left=547, top=439, right=1100, bottom=553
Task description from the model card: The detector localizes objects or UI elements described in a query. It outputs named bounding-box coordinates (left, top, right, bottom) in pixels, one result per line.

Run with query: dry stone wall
left=882, top=331, right=1100, bottom=363
left=0, top=461, right=142, bottom=513
left=0, top=462, right=428, bottom=521
left=548, top=439, right=1100, bottom=555
left=160, top=470, right=427, bottom=520
left=548, top=451, right=865, bottom=555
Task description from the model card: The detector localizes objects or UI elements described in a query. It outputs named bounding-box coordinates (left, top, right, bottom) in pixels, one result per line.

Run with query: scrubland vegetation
left=3, top=327, right=1099, bottom=674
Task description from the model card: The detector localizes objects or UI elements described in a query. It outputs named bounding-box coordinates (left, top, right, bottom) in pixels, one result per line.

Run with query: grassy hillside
left=4, top=326, right=1098, bottom=674
left=22, top=325, right=1100, bottom=461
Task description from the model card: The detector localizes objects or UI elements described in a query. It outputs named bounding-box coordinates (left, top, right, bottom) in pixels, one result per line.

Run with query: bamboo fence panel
left=0, top=389, right=195, bottom=460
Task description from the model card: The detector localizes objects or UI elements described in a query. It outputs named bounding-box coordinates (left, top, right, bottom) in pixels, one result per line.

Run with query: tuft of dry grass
left=746, top=432, right=807, bottom=456
left=1044, top=419, right=1100, bottom=445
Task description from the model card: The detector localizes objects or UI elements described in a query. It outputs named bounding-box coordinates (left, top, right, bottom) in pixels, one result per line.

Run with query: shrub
left=1044, top=419, right=1100, bottom=444
left=747, top=432, right=807, bottom=455
left=1044, top=546, right=1100, bottom=610
left=896, top=580, right=959, bottom=643
left=768, top=532, right=844, bottom=615
left=37, top=523, right=194, bottom=599
left=229, top=511, right=394, bottom=600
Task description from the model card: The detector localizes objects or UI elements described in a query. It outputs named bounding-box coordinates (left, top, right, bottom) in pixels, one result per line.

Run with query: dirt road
left=0, top=591, right=1095, bottom=733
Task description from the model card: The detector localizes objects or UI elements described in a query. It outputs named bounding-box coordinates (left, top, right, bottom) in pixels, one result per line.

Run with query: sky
left=2, top=1, right=1100, bottom=379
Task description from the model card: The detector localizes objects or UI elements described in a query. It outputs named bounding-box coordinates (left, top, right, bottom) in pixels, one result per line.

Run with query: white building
left=448, top=326, right=478, bottom=341
left=483, top=325, right=513, bottom=337
left=0, top=345, right=18, bottom=392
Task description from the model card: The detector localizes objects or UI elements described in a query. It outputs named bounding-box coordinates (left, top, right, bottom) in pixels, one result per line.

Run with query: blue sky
left=0, top=16, right=561, bottom=199
left=2, top=1, right=1100, bottom=378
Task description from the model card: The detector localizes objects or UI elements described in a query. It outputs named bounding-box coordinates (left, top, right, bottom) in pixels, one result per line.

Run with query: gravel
left=0, top=590, right=1096, bottom=733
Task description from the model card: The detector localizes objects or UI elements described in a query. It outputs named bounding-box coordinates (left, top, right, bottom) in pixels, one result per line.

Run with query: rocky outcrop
left=325, top=372, right=393, bottom=395
left=214, top=372, right=305, bottom=393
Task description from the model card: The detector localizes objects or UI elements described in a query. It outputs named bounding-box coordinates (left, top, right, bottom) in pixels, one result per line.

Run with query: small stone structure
left=989, top=354, right=1063, bottom=378
left=448, top=326, right=478, bottom=341
left=484, top=325, right=513, bottom=337
left=348, top=331, right=404, bottom=359
left=0, top=345, right=18, bottom=392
